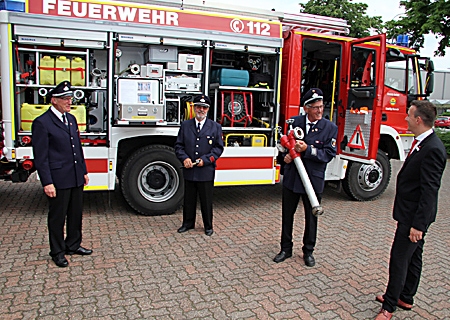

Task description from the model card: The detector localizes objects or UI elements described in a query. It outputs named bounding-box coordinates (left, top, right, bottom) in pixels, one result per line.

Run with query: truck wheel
left=120, top=145, right=184, bottom=215
left=342, top=150, right=391, bottom=201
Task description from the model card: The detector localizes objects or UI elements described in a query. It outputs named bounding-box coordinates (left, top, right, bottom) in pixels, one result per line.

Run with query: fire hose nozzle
left=312, top=206, right=324, bottom=217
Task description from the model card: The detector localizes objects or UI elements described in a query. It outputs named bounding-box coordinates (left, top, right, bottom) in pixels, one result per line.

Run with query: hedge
left=435, top=129, right=450, bottom=155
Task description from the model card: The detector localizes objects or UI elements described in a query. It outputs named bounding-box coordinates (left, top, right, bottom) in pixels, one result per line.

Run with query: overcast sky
left=223, top=0, right=449, bottom=70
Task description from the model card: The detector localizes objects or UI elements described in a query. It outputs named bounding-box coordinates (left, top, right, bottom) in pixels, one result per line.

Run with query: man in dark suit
left=175, top=94, right=224, bottom=236
left=32, top=81, right=92, bottom=268
left=374, top=100, right=447, bottom=320
left=273, top=88, right=337, bottom=267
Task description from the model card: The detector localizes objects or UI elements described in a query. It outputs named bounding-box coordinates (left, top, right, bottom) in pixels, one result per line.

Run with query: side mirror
left=426, top=59, right=435, bottom=73
left=426, top=72, right=434, bottom=95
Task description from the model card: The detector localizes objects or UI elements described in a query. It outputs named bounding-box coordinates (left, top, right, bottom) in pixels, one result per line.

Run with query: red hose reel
left=220, top=91, right=253, bottom=127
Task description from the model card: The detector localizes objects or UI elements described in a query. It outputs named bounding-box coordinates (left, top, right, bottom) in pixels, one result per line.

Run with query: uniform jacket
left=32, top=109, right=87, bottom=189
left=283, top=115, right=338, bottom=194
left=393, top=132, right=446, bottom=232
left=175, top=118, right=224, bottom=182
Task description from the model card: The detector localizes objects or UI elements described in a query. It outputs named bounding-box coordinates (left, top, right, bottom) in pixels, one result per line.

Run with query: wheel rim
left=356, top=161, right=383, bottom=191
left=137, top=161, right=180, bottom=203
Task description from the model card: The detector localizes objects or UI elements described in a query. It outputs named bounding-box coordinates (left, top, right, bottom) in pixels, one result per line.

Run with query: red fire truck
left=0, top=0, right=434, bottom=215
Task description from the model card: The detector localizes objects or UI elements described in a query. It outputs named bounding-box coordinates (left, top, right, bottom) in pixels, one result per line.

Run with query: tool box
left=165, top=75, right=201, bottom=91
left=119, top=103, right=164, bottom=121
left=178, top=54, right=202, bottom=71
left=145, top=45, right=178, bottom=63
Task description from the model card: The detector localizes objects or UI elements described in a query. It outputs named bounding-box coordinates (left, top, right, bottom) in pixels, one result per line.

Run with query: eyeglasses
left=57, top=96, right=73, bottom=101
left=195, top=105, right=210, bottom=110
left=306, top=104, right=324, bottom=110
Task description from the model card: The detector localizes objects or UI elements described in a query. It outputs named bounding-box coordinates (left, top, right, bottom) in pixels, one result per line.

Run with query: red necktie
left=408, top=139, right=418, bottom=157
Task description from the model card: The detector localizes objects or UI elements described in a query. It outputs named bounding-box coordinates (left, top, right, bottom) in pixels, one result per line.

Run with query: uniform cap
left=193, top=94, right=211, bottom=107
left=48, top=81, right=73, bottom=98
left=302, top=88, right=323, bottom=106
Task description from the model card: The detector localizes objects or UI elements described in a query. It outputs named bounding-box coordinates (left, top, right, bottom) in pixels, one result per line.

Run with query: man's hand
left=183, top=158, right=193, bottom=168
left=44, top=184, right=56, bottom=198
left=409, top=227, right=423, bottom=243
left=196, top=158, right=204, bottom=167
left=294, top=140, right=308, bottom=153
left=84, top=174, right=89, bottom=186
left=284, top=154, right=292, bottom=164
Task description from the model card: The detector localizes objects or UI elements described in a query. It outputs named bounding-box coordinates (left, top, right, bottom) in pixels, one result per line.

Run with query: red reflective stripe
left=85, top=159, right=108, bottom=173
left=216, top=157, right=273, bottom=170
left=38, top=66, right=85, bottom=78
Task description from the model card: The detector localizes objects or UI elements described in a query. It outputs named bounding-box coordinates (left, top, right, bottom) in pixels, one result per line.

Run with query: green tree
left=385, top=0, right=450, bottom=56
left=299, top=0, right=383, bottom=38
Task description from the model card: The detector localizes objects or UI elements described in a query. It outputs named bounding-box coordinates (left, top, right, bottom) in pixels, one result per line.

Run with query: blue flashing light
left=396, top=35, right=410, bottom=47
left=0, top=0, right=25, bottom=13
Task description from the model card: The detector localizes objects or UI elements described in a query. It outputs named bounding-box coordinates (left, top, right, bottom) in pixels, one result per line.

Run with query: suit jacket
left=32, top=109, right=87, bottom=189
left=175, top=118, right=224, bottom=182
left=283, top=115, right=338, bottom=194
left=393, top=132, right=447, bottom=232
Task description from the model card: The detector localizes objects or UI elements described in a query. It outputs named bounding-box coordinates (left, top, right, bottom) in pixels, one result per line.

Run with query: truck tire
left=342, top=150, right=391, bottom=201
left=120, top=145, right=184, bottom=216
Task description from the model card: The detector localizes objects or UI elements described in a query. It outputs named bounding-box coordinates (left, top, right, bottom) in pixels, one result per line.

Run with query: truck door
left=340, top=34, right=386, bottom=161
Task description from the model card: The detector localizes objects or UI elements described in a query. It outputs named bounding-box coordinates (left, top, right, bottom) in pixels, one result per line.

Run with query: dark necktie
left=62, top=114, right=68, bottom=127
left=197, top=122, right=201, bottom=133
left=307, top=122, right=315, bottom=134
left=408, top=139, right=418, bottom=157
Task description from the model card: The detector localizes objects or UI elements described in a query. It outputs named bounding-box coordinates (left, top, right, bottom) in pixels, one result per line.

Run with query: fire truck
left=0, top=0, right=434, bottom=215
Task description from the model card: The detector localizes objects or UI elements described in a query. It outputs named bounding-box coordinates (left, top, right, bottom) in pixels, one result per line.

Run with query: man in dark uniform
left=175, top=94, right=224, bottom=236
left=32, top=81, right=92, bottom=268
left=273, top=88, right=337, bottom=267
left=374, top=100, right=447, bottom=320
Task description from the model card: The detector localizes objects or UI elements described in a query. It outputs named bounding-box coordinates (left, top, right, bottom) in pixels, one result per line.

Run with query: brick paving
left=1, top=160, right=449, bottom=319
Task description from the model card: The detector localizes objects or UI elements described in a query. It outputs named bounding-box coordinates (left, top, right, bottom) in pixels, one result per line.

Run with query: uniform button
left=197, top=138, right=199, bottom=140
left=74, top=153, right=76, bottom=155
left=75, top=161, right=77, bottom=163
left=72, top=145, right=75, bottom=147
left=196, top=145, right=199, bottom=147
left=71, top=137, right=73, bottom=139
left=195, top=152, right=198, bottom=155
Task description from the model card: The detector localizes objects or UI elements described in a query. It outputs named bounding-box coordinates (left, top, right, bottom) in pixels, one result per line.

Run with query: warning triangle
left=347, top=124, right=366, bottom=149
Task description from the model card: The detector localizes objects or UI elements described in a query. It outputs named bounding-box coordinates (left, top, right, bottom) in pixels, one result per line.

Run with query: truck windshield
left=385, top=54, right=431, bottom=98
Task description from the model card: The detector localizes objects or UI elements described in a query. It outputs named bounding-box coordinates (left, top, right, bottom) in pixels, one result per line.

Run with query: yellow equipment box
left=252, top=135, right=266, bottom=147
left=71, top=57, right=86, bottom=86
left=39, top=56, right=55, bottom=85
left=224, top=133, right=267, bottom=147
left=21, top=103, right=87, bottom=132
left=55, top=56, right=71, bottom=84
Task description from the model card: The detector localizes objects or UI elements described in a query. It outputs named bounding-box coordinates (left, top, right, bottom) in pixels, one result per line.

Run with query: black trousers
left=182, top=180, right=214, bottom=230
left=382, top=222, right=424, bottom=312
left=280, top=186, right=321, bottom=255
left=47, top=186, right=84, bottom=257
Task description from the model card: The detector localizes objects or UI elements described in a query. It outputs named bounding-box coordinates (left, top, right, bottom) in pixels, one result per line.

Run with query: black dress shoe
left=205, top=229, right=214, bottom=236
left=177, top=226, right=194, bottom=233
left=273, top=251, right=292, bottom=263
left=67, top=246, right=93, bottom=256
left=52, top=255, right=68, bottom=268
left=304, top=254, right=315, bottom=267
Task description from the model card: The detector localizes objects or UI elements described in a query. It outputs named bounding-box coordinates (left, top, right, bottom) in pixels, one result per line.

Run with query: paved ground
left=1, top=160, right=449, bottom=319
